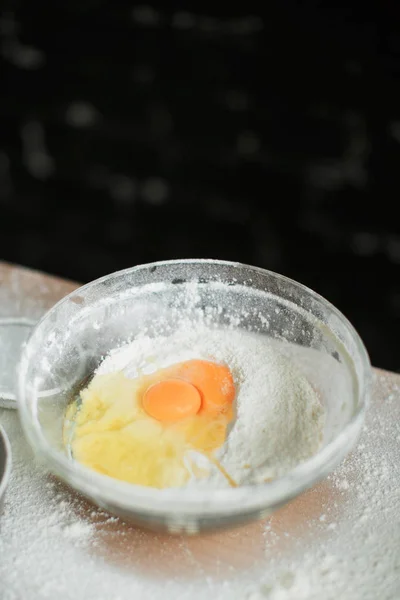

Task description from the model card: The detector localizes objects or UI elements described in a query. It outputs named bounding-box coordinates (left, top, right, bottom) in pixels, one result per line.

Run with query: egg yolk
left=143, top=379, right=202, bottom=422
left=142, top=359, right=235, bottom=421
left=64, top=359, right=236, bottom=489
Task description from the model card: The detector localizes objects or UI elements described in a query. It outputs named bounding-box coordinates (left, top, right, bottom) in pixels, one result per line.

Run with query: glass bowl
left=0, top=424, right=12, bottom=511
left=17, top=260, right=371, bottom=533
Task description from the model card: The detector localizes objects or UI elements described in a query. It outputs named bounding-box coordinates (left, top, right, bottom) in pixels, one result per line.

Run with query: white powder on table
left=0, top=410, right=97, bottom=600
left=96, top=325, right=324, bottom=486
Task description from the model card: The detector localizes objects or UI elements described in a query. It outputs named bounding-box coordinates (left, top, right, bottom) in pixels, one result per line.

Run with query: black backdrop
left=1, top=2, right=400, bottom=370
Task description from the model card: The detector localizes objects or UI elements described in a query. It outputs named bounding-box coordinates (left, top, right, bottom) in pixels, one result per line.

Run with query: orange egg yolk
left=143, top=378, right=202, bottom=422
left=141, top=359, right=235, bottom=422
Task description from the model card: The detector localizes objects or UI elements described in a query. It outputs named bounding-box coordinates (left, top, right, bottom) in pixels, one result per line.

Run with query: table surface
left=0, top=261, right=399, bottom=600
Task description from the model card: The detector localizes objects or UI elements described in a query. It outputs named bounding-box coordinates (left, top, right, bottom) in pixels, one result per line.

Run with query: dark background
left=1, top=2, right=400, bottom=370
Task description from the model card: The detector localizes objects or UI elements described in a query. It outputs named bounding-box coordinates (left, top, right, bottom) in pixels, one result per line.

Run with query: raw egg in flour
left=64, top=359, right=236, bottom=489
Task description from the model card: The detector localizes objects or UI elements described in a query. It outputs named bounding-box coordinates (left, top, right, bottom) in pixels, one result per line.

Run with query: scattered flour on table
left=96, top=325, right=324, bottom=486
left=0, top=411, right=96, bottom=600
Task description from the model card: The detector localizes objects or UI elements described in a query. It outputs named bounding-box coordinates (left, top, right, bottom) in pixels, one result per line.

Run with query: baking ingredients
left=1, top=371, right=399, bottom=600
left=65, top=325, right=324, bottom=488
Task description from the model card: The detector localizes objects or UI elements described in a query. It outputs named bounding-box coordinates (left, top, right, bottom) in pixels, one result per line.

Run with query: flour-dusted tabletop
left=0, top=261, right=399, bottom=600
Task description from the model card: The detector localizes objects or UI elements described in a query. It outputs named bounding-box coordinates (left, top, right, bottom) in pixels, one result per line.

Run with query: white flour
left=0, top=411, right=97, bottom=600
left=96, top=326, right=324, bottom=486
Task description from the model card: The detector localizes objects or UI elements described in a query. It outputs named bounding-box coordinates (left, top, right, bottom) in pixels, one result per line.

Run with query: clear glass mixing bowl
left=17, top=260, right=371, bottom=533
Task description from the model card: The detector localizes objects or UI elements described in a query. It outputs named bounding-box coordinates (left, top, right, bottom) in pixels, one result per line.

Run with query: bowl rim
left=17, top=259, right=372, bottom=519
left=0, top=424, right=12, bottom=504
